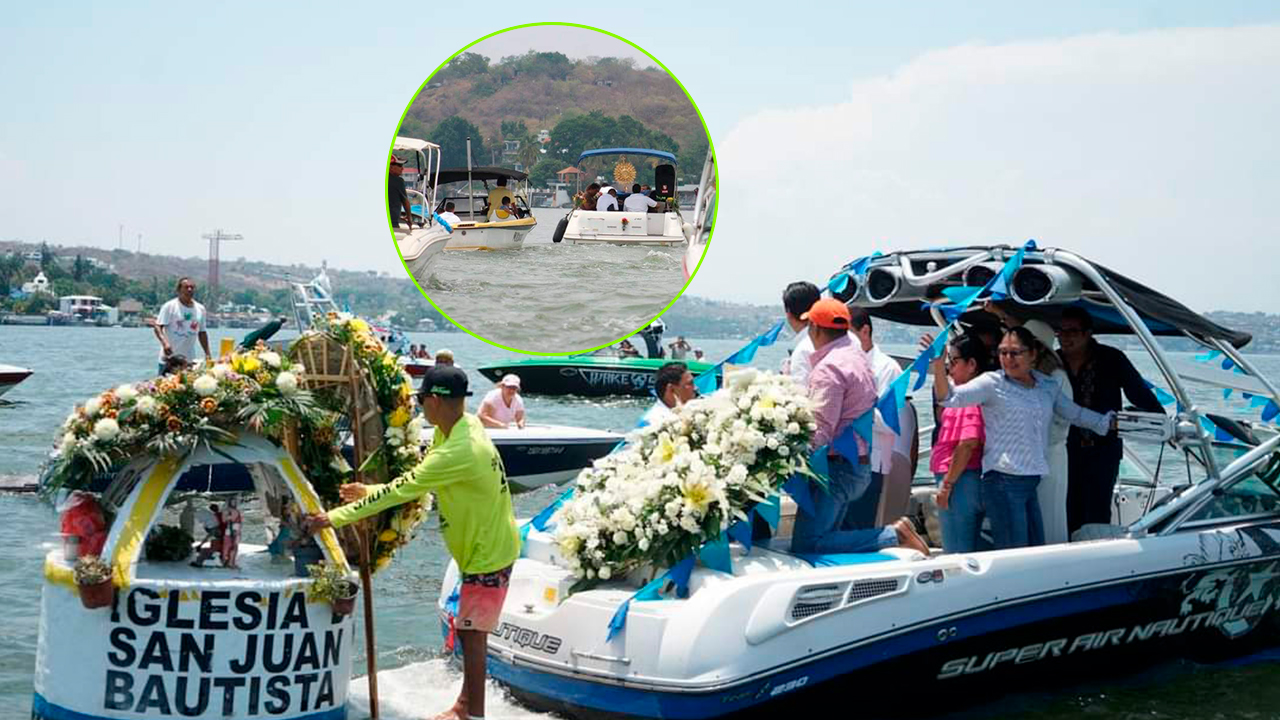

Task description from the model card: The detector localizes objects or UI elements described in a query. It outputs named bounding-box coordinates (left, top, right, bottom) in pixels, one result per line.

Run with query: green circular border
left=387, top=22, right=718, bottom=356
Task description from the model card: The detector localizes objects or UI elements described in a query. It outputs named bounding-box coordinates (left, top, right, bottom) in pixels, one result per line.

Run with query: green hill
left=399, top=52, right=709, bottom=187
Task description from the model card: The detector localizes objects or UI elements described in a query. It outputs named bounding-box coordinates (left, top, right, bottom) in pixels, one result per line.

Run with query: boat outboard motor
left=653, top=164, right=676, bottom=200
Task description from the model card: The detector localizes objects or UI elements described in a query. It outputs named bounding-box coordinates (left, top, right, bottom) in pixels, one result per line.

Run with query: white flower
left=59, top=432, right=77, bottom=455
left=84, top=397, right=102, bottom=417
left=259, top=351, right=282, bottom=368
left=115, top=384, right=138, bottom=402
left=61, top=412, right=78, bottom=430
left=92, top=418, right=121, bottom=442
left=193, top=374, right=219, bottom=396
left=612, top=531, right=629, bottom=545
left=384, top=426, right=404, bottom=447
left=135, top=396, right=158, bottom=416
left=211, top=363, right=232, bottom=379
left=275, top=371, right=299, bottom=395
left=598, top=566, right=612, bottom=580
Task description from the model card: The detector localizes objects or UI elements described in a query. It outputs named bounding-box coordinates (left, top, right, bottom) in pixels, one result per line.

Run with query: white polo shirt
left=623, top=194, right=658, bottom=213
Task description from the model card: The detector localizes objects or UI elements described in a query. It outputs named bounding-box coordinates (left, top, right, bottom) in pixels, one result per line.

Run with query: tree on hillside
left=437, top=52, right=489, bottom=82
left=518, top=142, right=542, bottom=173
left=503, top=51, right=574, bottom=81
left=73, top=254, right=86, bottom=281
left=500, top=120, right=529, bottom=143
left=528, top=157, right=563, bottom=189
left=431, top=117, right=487, bottom=168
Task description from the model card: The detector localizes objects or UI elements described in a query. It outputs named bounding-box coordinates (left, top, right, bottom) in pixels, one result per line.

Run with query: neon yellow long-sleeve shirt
left=328, top=413, right=520, bottom=574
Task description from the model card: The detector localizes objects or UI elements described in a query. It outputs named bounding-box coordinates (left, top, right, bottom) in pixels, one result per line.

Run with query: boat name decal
left=938, top=561, right=1280, bottom=680
left=522, top=447, right=565, bottom=456
left=559, top=368, right=654, bottom=390
left=492, top=622, right=562, bottom=654
left=98, top=587, right=348, bottom=716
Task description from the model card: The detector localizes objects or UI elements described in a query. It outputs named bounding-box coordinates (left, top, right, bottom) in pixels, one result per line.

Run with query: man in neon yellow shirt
left=307, top=365, right=520, bottom=720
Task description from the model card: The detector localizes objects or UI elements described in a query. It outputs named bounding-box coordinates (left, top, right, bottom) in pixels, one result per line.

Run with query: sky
left=2, top=2, right=1278, bottom=313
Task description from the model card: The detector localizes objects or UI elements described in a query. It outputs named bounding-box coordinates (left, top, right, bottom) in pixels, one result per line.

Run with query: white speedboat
left=554, top=149, right=691, bottom=247
left=0, top=363, right=32, bottom=399
left=393, top=136, right=453, bottom=282
left=437, top=245, right=1280, bottom=719
left=484, top=425, right=624, bottom=492
left=430, top=155, right=536, bottom=251
left=683, top=151, right=716, bottom=282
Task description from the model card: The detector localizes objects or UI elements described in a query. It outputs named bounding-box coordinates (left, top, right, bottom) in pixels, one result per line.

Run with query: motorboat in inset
left=683, top=150, right=716, bottom=282
left=439, top=245, right=1280, bottom=719
left=393, top=136, right=453, bottom=283
left=554, top=149, right=692, bottom=247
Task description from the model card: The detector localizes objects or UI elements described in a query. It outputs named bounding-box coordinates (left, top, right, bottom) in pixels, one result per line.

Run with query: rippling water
left=417, top=208, right=688, bottom=353
left=1, top=326, right=1278, bottom=720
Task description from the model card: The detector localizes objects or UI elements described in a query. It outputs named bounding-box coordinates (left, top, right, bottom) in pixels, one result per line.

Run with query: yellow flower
left=350, top=319, right=369, bottom=334
left=758, top=396, right=775, bottom=410
left=231, top=354, right=261, bottom=374
left=388, top=407, right=410, bottom=428
left=682, top=479, right=713, bottom=514
left=378, top=529, right=398, bottom=543
left=657, top=436, right=676, bottom=464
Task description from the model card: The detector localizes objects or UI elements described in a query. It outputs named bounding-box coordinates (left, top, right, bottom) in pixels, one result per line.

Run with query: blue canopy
left=578, top=148, right=676, bottom=165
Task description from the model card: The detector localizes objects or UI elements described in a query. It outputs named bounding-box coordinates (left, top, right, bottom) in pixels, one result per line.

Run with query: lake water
left=1, top=325, right=1277, bottom=720
left=416, top=207, right=688, bottom=354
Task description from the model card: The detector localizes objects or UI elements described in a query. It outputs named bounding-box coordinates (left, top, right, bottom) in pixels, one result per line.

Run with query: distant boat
left=554, top=148, right=691, bottom=248
left=0, top=364, right=32, bottom=399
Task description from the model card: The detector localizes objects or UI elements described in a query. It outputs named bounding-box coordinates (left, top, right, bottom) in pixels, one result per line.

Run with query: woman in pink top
left=928, top=334, right=992, bottom=553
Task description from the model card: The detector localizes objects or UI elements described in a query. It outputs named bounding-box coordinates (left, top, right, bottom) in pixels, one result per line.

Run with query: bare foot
left=428, top=708, right=463, bottom=720
left=893, top=517, right=931, bottom=556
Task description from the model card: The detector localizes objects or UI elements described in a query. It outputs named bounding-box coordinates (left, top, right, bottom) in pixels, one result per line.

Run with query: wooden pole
left=346, top=346, right=380, bottom=719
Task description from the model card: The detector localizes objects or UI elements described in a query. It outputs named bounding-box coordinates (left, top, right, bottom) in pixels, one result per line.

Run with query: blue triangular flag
left=698, top=533, right=733, bottom=574
left=755, top=495, right=781, bottom=529
left=668, top=555, right=696, bottom=599
left=828, top=273, right=850, bottom=294
left=694, top=364, right=721, bottom=395
left=1263, top=401, right=1280, bottom=423
left=727, top=518, right=753, bottom=553
left=606, top=598, right=634, bottom=641
left=783, top=474, right=816, bottom=517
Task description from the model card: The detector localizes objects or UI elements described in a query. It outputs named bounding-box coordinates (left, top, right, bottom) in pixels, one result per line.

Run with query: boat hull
left=0, top=366, right=33, bottom=398
left=445, top=218, right=536, bottom=250
left=563, top=210, right=688, bottom=247
left=452, top=520, right=1280, bottom=720
left=396, top=225, right=452, bottom=283
left=477, top=358, right=718, bottom=397
left=488, top=426, right=623, bottom=492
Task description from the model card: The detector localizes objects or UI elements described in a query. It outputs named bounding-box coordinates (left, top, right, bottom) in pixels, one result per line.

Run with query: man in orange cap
left=792, top=298, right=929, bottom=555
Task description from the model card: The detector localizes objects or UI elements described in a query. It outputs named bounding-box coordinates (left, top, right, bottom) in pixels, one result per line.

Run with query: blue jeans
left=981, top=471, right=1044, bottom=549
left=792, top=459, right=894, bottom=554
left=841, top=470, right=883, bottom=530
left=936, top=470, right=984, bottom=553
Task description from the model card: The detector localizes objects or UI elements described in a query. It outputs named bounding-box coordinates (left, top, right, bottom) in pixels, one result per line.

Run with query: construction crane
left=203, top=228, right=243, bottom=317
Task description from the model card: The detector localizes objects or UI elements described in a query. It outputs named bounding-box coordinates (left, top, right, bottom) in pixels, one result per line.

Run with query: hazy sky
left=3, top=2, right=1278, bottom=313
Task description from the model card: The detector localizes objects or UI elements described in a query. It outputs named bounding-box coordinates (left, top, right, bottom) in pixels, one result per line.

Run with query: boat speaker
left=864, top=267, right=930, bottom=305
left=961, top=262, right=1004, bottom=289
left=1010, top=265, right=1083, bottom=305
left=829, top=272, right=861, bottom=303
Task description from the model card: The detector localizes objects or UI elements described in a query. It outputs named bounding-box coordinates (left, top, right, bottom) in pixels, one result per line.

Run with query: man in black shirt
left=1057, top=306, right=1165, bottom=534
left=387, top=155, right=413, bottom=229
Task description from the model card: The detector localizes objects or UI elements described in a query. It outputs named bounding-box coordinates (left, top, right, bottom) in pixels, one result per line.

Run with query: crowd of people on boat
left=575, top=182, right=673, bottom=213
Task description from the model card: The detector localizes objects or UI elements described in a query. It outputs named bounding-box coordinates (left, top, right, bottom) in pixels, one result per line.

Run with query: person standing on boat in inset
left=926, top=333, right=991, bottom=553
left=439, top=201, right=462, bottom=228
left=641, top=361, right=697, bottom=428
left=842, top=307, right=905, bottom=529
left=791, top=299, right=930, bottom=556
left=387, top=155, right=415, bottom=229
left=624, top=183, right=658, bottom=213
left=306, top=365, right=519, bottom=720
left=932, top=326, right=1116, bottom=549
left=486, top=177, right=512, bottom=220
left=668, top=336, right=692, bottom=360
left=780, top=281, right=820, bottom=386
left=152, top=277, right=210, bottom=374
left=478, top=374, right=526, bottom=429
left=1056, top=306, right=1164, bottom=535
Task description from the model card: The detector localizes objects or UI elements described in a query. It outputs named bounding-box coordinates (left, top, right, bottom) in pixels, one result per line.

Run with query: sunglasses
left=998, top=348, right=1029, bottom=358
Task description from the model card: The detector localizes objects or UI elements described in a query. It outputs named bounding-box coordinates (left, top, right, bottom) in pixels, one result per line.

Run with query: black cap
left=419, top=365, right=472, bottom=398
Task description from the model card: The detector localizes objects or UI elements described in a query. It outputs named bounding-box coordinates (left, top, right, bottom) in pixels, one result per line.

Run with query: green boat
left=477, top=356, right=718, bottom=397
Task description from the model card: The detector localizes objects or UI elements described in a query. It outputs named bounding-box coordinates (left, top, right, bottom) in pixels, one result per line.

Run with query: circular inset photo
left=389, top=23, right=716, bottom=355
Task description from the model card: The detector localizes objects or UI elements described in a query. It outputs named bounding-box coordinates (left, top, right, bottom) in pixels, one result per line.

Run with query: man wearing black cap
left=307, top=365, right=519, bottom=720
left=387, top=155, right=414, bottom=229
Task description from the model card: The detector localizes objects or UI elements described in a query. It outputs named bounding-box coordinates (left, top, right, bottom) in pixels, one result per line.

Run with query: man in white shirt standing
left=640, top=362, right=695, bottom=428
left=151, top=277, right=211, bottom=374
left=623, top=183, right=658, bottom=213
left=478, top=374, right=526, bottom=429
left=843, top=306, right=906, bottom=529
left=780, top=281, right=820, bottom=388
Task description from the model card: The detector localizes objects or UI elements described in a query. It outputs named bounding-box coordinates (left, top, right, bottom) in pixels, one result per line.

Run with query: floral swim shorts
left=457, top=565, right=513, bottom=633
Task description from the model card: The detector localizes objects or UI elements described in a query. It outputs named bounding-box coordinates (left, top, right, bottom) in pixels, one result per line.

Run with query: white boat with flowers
left=436, top=244, right=1280, bottom=719
left=392, top=136, right=453, bottom=282
left=35, top=318, right=432, bottom=720
left=553, top=149, right=692, bottom=247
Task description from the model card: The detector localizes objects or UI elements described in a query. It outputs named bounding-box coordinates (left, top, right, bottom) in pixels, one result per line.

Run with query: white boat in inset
left=393, top=136, right=452, bottom=283
left=683, top=151, right=716, bottom=282
left=554, top=149, right=691, bottom=247
left=437, top=245, right=1280, bottom=720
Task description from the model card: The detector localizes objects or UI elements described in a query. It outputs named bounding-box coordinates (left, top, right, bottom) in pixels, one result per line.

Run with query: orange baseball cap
left=801, top=298, right=852, bottom=329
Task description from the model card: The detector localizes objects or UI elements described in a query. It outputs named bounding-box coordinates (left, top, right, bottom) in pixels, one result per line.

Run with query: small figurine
left=220, top=496, right=243, bottom=569
left=189, top=498, right=242, bottom=570
left=190, top=503, right=223, bottom=568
